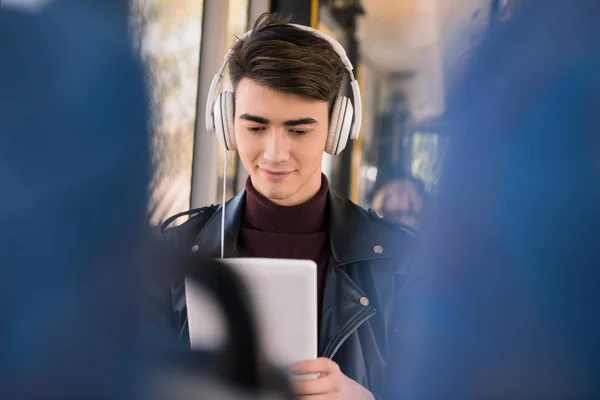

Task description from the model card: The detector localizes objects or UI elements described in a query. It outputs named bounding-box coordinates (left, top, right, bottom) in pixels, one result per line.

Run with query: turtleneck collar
left=243, top=174, right=329, bottom=234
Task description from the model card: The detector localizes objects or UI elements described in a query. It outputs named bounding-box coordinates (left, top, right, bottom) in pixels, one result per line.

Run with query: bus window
left=132, top=0, right=204, bottom=226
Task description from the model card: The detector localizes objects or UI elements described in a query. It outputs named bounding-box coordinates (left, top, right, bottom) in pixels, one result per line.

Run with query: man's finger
left=290, top=357, right=340, bottom=375
left=293, top=374, right=342, bottom=395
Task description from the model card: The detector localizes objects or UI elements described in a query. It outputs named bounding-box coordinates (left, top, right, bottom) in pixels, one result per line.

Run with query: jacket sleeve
left=151, top=207, right=217, bottom=346
left=137, top=233, right=186, bottom=346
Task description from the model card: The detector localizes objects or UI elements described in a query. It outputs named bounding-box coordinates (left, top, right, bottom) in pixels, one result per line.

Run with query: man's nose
left=263, top=129, right=290, bottom=163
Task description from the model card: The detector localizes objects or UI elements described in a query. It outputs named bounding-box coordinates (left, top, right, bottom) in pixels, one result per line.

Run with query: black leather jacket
left=162, top=189, right=418, bottom=399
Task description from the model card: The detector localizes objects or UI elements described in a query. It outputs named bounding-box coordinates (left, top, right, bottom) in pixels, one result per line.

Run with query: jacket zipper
left=327, top=307, right=376, bottom=359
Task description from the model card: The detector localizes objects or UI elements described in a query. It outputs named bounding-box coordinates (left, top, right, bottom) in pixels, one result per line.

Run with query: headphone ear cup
left=326, top=96, right=353, bottom=155
left=222, top=91, right=236, bottom=151
left=213, top=91, right=236, bottom=151
left=213, top=92, right=228, bottom=150
left=326, top=97, right=343, bottom=155
left=336, top=97, right=354, bottom=155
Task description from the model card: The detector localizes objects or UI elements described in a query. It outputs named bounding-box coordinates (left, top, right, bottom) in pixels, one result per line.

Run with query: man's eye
left=247, top=126, right=264, bottom=133
left=291, top=129, right=308, bottom=136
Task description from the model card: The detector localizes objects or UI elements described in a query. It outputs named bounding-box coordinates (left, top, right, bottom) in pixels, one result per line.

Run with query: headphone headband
left=206, top=23, right=362, bottom=141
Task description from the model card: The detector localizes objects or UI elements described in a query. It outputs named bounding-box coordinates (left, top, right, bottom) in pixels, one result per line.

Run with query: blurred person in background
left=370, top=168, right=427, bottom=229
left=399, top=0, right=600, bottom=397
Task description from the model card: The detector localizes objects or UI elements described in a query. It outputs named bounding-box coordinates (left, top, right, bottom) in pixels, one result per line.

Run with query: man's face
left=234, top=78, right=329, bottom=206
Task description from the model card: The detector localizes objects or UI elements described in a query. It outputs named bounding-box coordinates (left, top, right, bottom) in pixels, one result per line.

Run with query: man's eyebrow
left=239, top=114, right=318, bottom=127
left=283, top=118, right=318, bottom=127
left=239, top=113, right=269, bottom=124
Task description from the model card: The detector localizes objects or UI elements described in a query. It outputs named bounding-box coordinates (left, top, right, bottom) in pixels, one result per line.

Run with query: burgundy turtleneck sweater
left=237, top=175, right=330, bottom=315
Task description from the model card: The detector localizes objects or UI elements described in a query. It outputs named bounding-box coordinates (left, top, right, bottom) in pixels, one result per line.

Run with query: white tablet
left=185, top=258, right=318, bottom=369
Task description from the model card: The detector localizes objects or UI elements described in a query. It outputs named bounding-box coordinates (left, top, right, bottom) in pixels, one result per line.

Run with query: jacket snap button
left=359, top=296, right=370, bottom=306
left=373, top=245, right=384, bottom=254
left=191, top=245, right=200, bottom=253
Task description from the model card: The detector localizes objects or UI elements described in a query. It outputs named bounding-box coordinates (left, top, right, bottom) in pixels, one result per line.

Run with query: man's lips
left=260, top=168, right=294, bottom=179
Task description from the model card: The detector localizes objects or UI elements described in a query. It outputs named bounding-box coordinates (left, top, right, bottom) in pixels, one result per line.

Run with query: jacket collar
left=194, top=191, right=245, bottom=259
left=326, top=190, right=392, bottom=265
left=193, top=189, right=392, bottom=265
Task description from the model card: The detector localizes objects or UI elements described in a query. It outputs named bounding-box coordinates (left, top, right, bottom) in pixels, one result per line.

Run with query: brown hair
left=228, top=12, right=346, bottom=107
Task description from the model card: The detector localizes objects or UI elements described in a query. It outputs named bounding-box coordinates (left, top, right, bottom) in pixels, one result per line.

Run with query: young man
left=162, top=13, right=417, bottom=400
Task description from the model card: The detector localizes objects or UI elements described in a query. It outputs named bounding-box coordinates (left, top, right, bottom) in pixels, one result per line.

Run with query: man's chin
left=251, top=178, right=287, bottom=199
left=261, top=187, right=291, bottom=202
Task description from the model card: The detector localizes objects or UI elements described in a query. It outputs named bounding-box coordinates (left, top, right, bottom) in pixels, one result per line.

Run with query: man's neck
left=243, top=174, right=329, bottom=234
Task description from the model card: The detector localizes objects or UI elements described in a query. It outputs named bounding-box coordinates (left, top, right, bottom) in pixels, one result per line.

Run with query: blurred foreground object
left=0, top=1, right=149, bottom=398
left=0, top=2, right=293, bottom=399
left=402, top=0, right=600, bottom=398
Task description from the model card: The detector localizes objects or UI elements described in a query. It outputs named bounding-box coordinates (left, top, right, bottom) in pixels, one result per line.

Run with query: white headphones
left=205, top=23, right=362, bottom=156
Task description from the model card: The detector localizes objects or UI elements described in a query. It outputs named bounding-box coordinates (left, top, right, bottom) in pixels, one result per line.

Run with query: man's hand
left=290, top=358, right=374, bottom=400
